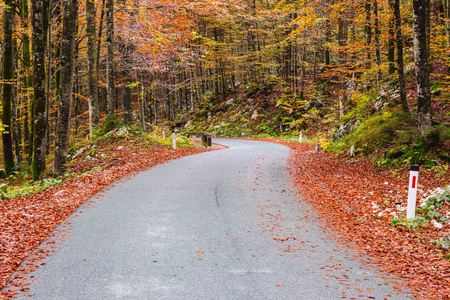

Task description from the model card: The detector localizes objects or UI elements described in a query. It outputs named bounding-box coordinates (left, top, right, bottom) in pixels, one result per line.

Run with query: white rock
left=226, top=98, right=235, bottom=106
left=432, top=220, right=444, bottom=229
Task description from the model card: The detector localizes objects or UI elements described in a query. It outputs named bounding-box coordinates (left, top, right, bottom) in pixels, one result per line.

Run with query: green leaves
left=0, top=178, right=63, bottom=199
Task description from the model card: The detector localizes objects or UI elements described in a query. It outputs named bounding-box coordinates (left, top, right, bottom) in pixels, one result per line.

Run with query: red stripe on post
left=412, top=176, right=416, bottom=189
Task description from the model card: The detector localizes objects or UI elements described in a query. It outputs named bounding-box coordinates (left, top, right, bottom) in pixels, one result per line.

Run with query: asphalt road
left=15, top=139, right=412, bottom=299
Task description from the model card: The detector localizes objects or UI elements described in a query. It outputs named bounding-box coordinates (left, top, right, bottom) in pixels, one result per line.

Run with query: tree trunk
left=2, top=0, right=15, bottom=176
left=413, top=0, right=433, bottom=135
left=365, top=1, right=372, bottom=63
left=445, top=0, right=450, bottom=47
left=53, top=0, right=78, bottom=176
left=122, top=86, right=132, bottom=124
left=86, top=0, right=100, bottom=137
left=338, top=18, right=347, bottom=118
left=22, top=0, right=33, bottom=164
left=388, top=10, right=396, bottom=75
left=374, top=0, right=381, bottom=80
left=31, top=0, right=49, bottom=180
left=105, top=0, right=116, bottom=116
left=392, top=0, right=410, bottom=113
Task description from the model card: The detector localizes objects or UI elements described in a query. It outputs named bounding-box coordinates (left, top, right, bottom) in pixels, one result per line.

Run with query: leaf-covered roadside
left=276, top=140, right=450, bottom=299
left=0, top=135, right=214, bottom=299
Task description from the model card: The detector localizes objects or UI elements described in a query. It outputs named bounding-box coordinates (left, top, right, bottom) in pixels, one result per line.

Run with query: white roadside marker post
left=407, top=165, right=420, bottom=219
left=299, top=131, right=303, bottom=143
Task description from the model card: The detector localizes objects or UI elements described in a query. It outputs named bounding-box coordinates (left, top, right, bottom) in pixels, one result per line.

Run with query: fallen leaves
left=272, top=139, right=450, bottom=300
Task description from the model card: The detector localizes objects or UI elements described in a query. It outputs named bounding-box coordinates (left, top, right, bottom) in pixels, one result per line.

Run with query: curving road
left=15, top=139, right=411, bottom=299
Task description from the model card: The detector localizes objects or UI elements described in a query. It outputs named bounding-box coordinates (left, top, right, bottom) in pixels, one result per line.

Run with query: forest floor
left=1, top=136, right=449, bottom=299
left=272, top=139, right=450, bottom=300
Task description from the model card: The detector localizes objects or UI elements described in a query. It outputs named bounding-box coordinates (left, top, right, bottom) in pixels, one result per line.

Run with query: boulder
left=333, top=119, right=361, bottom=141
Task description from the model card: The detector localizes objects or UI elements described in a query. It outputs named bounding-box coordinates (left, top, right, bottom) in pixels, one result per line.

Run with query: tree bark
left=122, top=86, right=132, bottom=124
left=374, top=0, right=381, bottom=80
left=413, top=0, right=433, bottom=135
left=86, top=0, right=100, bottom=137
left=53, top=0, right=78, bottom=176
left=2, top=0, right=15, bottom=176
left=22, top=0, right=33, bottom=164
left=392, top=0, right=410, bottom=113
left=31, top=0, right=49, bottom=180
left=445, top=0, right=450, bottom=47
left=388, top=9, right=396, bottom=75
left=365, top=1, right=372, bottom=63
left=105, top=0, right=116, bottom=116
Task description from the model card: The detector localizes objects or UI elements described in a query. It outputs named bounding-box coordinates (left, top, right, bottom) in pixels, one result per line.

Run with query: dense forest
left=0, top=0, right=449, bottom=179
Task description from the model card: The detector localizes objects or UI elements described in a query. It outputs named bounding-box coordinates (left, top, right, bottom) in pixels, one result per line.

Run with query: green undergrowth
left=391, top=189, right=450, bottom=230
left=0, top=167, right=104, bottom=200
left=0, top=120, right=199, bottom=200
left=326, top=88, right=450, bottom=169
left=92, top=117, right=198, bottom=149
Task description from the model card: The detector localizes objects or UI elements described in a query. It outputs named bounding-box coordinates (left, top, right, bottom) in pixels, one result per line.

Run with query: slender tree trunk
left=86, top=0, right=100, bottom=137
left=2, top=0, right=15, bottom=176
left=53, top=0, right=78, bottom=176
left=445, top=0, right=450, bottom=47
left=374, top=0, right=381, bottom=80
left=105, top=0, right=116, bottom=116
left=392, top=0, right=410, bottom=113
left=413, top=0, right=433, bottom=135
left=325, top=17, right=331, bottom=65
left=22, top=0, right=33, bottom=164
left=122, top=86, right=132, bottom=124
left=388, top=11, right=396, bottom=75
left=31, top=0, right=49, bottom=180
left=365, top=1, right=372, bottom=63
left=338, top=18, right=347, bottom=118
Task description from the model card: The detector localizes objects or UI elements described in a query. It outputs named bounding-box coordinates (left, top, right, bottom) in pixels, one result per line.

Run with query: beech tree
left=2, top=0, right=15, bottom=176
left=391, top=0, right=409, bottom=113
left=31, top=0, right=49, bottom=180
left=86, top=0, right=100, bottom=137
left=53, top=0, right=79, bottom=175
left=106, top=0, right=116, bottom=116
left=413, top=0, right=433, bottom=135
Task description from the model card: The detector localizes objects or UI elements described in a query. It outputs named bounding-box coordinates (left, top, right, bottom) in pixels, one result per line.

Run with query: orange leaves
left=265, top=138, right=450, bottom=300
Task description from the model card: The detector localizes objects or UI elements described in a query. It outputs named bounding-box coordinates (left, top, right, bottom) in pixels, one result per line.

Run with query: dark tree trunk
left=374, top=0, right=381, bottom=80
left=106, top=0, right=116, bottom=116
left=86, top=0, right=100, bottom=137
left=53, top=0, right=78, bottom=176
left=122, top=86, right=132, bottom=124
left=338, top=18, right=348, bottom=118
left=445, top=0, right=450, bottom=46
left=31, top=0, right=49, bottom=180
left=365, top=1, right=372, bottom=62
left=22, top=0, right=33, bottom=164
left=388, top=11, right=396, bottom=75
left=2, top=0, right=15, bottom=176
left=413, top=0, right=433, bottom=135
left=392, top=0, right=410, bottom=113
